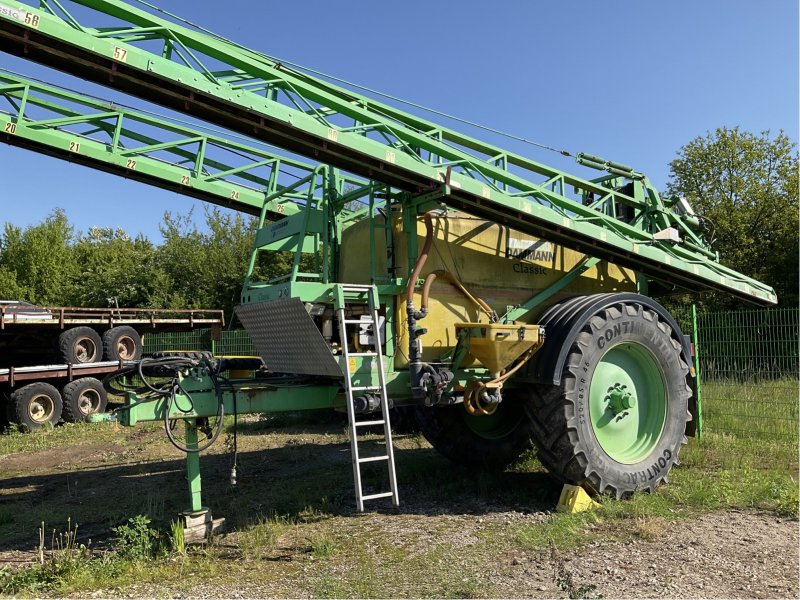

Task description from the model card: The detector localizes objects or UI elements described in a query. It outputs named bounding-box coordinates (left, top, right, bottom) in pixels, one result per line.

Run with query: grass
left=0, top=387, right=797, bottom=597
left=701, top=378, right=799, bottom=441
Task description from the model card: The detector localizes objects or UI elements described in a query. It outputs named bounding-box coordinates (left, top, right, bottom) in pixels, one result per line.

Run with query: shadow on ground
left=0, top=420, right=561, bottom=552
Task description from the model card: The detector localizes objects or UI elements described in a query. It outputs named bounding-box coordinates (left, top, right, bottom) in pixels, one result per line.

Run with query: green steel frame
left=0, top=0, right=777, bottom=304
left=0, top=69, right=371, bottom=219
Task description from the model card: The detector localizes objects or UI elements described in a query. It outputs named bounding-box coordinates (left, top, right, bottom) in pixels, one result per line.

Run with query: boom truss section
left=0, top=0, right=777, bottom=304
left=0, top=70, right=370, bottom=219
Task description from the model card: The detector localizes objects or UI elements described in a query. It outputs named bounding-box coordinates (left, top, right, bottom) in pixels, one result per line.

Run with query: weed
left=113, top=515, right=161, bottom=560
left=634, top=517, right=668, bottom=541
left=518, top=512, right=600, bottom=551
left=170, top=520, right=186, bottom=557
left=771, top=475, right=799, bottom=517
left=237, top=513, right=290, bottom=561
left=310, top=533, right=338, bottom=557
left=0, top=519, right=106, bottom=596
left=550, top=540, right=602, bottom=599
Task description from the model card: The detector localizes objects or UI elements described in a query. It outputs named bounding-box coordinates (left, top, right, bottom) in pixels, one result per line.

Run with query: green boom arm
left=0, top=0, right=777, bottom=304
left=0, top=70, right=370, bottom=218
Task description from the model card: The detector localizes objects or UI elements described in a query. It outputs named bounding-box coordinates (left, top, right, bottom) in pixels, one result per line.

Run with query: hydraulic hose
left=407, top=212, right=435, bottom=399
left=464, top=346, right=538, bottom=416
left=420, top=270, right=495, bottom=321
left=406, top=211, right=435, bottom=305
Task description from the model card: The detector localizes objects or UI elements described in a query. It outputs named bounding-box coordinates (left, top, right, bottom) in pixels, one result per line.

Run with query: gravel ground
left=63, top=509, right=797, bottom=599
left=503, top=510, right=799, bottom=599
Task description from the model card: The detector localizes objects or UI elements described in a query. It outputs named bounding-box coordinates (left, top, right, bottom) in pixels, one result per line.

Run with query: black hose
left=103, top=356, right=226, bottom=453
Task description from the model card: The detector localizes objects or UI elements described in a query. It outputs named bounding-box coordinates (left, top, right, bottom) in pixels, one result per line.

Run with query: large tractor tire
left=62, top=377, right=108, bottom=422
left=10, top=382, right=63, bottom=431
left=102, top=326, right=143, bottom=361
left=526, top=295, right=692, bottom=498
left=58, top=326, right=102, bottom=364
left=414, top=394, right=535, bottom=470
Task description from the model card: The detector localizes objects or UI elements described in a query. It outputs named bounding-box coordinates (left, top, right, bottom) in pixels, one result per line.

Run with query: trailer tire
left=527, top=299, right=691, bottom=498
left=62, top=377, right=108, bottom=422
left=58, top=327, right=102, bottom=364
left=414, top=395, right=535, bottom=470
left=102, top=326, right=143, bottom=361
left=11, top=382, right=63, bottom=431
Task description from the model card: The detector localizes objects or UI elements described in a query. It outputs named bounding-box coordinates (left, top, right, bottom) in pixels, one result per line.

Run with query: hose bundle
left=103, top=356, right=226, bottom=453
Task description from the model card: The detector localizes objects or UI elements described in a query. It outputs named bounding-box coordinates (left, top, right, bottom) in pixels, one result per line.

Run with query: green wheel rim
left=588, top=342, right=667, bottom=464
left=462, top=402, right=522, bottom=440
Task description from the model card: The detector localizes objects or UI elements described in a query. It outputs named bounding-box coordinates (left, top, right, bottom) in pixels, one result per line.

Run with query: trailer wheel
left=527, top=299, right=691, bottom=498
left=62, top=377, right=108, bottom=422
left=414, top=395, right=535, bottom=470
left=102, top=326, right=143, bottom=361
left=10, top=382, right=63, bottom=431
left=58, top=327, right=102, bottom=364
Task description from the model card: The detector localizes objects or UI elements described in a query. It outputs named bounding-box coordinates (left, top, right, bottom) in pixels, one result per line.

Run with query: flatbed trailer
left=0, top=305, right=224, bottom=330
left=0, top=360, right=131, bottom=431
left=0, top=305, right=223, bottom=366
left=0, top=359, right=130, bottom=386
left=0, top=306, right=224, bottom=430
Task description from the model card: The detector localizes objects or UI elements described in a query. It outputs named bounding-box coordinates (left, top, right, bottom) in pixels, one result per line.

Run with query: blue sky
left=1, top=0, right=797, bottom=240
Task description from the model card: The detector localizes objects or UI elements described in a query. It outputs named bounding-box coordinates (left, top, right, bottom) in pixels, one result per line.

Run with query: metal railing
left=143, top=329, right=256, bottom=357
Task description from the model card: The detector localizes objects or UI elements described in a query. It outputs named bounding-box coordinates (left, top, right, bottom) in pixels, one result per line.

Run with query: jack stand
left=181, top=420, right=226, bottom=543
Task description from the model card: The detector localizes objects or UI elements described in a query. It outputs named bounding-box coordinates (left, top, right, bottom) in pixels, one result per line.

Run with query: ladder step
left=350, top=385, right=381, bottom=391
left=348, top=352, right=378, bottom=357
left=355, top=419, right=385, bottom=427
left=343, top=319, right=374, bottom=324
left=358, top=455, right=389, bottom=463
left=362, top=492, right=395, bottom=501
left=341, top=285, right=374, bottom=290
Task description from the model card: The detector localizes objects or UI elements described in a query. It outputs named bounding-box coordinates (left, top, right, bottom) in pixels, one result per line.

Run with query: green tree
left=0, top=209, right=78, bottom=304
left=156, top=207, right=258, bottom=319
left=69, top=226, right=167, bottom=307
left=667, top=127, right=799, bottom=308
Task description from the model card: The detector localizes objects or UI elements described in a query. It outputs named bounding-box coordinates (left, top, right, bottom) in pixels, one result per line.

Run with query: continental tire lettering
left=623, top=449, right=672, bottom=485
left=597, top=321, right=642, bottom=348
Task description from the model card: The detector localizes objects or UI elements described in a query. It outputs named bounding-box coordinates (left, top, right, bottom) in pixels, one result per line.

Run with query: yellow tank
left=338, top=212, right=636, bottom=369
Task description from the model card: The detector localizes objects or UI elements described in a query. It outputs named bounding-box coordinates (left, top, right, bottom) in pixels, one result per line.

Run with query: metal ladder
left=336, top=284, right=399, bottom=512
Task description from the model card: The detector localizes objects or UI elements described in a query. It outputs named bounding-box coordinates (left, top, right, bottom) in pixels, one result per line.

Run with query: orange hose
left=406, top=212, right=434, bottom=305
left=421, top=270, right=494, bottom=320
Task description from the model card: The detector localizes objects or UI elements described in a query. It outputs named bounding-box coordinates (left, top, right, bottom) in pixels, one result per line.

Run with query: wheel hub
left=606, top=383, right=637, bottom=416
left=78, top=390, right=101, bottom=415
left=76, top=338, right=97, bottom=362
left=117, top=337, right=136, bottom=360
left=28, top=394, right=54, bottom=423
